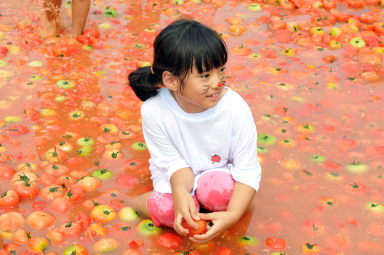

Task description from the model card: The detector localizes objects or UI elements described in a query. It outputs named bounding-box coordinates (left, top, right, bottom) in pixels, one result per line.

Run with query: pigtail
left=128, top=66, right=161, bottom=101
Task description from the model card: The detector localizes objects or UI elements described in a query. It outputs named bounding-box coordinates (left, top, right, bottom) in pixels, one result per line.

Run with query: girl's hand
left=172, top=187, right=199, bottom=236
left=189, top=211, right=239, bottom=242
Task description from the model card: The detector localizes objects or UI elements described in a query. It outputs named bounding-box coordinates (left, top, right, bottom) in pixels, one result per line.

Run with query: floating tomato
left=265, top=237, right=287, bottom=249
left=6, top=124, right=29, bottom=136
left=213, top=247, right=233, bottom=255
left=157, top=233, right=183, bottom=249
left=0, top=212, right=25, bottom=231
left=0, top=189, right=20, bottom=208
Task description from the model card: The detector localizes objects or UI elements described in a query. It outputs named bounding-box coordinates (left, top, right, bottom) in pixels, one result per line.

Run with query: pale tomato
left=49, top=197, right=73, bottom=214
left=76, top=176, right=101, bottom=192
left=0, top=211, right=25, bottom=231
left=27, top=211, right=55, bottom=230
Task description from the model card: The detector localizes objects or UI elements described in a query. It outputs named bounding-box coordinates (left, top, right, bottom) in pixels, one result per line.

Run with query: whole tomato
left=83, top=27, right=100, bottom=38
left=157, top=233, right=183, bottom=249
left=0, top=45, right=8, bottom=56
left=181, top=219, right=207, bottom=236
left=214, top=247, right=233, bottom=255
left=0, top=189, right=20, bottom=208
left=15, top=183, right=39, bottom=200
left=0, top=163, right=16, bottom=179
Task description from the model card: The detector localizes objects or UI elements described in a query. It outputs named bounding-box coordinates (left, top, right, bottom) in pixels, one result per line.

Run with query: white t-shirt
left=141, top=87, right=261, bottom=194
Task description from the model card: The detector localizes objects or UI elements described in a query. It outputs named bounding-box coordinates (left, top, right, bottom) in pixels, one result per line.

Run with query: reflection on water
left=0, top=0, right=383, bottom=254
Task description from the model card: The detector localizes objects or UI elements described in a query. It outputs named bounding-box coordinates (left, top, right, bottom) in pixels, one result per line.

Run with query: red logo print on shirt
left=210, top=154, right=221, bottom=164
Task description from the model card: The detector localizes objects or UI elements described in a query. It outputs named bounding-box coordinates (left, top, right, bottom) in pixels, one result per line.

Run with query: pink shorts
left=147, top=170, right=235, bottom=227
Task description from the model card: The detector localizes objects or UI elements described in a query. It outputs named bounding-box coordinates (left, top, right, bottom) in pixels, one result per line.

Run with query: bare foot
left=39, top=20, right=57, bottom=40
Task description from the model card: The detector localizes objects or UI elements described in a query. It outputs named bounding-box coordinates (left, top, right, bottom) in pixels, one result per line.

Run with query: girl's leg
left=71, top=0, right=91, bottom=38
left=43, top=0, right=62, bottom=22
left=41, top=0, right=62, bottom=38
left=132, top=191, right=199, bottom=227
left=131, top=191, right=152, bottom=219
left=195, top=171, right=235, bottom=211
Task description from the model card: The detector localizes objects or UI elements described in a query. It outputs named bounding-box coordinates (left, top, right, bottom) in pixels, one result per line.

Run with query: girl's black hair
left=128, top=19, right=228, bottom=101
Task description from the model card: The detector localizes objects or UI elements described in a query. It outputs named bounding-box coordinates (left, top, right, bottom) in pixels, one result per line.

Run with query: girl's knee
left=147, top=192, right=175, bottom=227
left=196, top=171, right=234, bottom=211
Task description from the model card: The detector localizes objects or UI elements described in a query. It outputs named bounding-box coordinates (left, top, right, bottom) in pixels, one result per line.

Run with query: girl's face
left=171, top=65, right=227, bottom=113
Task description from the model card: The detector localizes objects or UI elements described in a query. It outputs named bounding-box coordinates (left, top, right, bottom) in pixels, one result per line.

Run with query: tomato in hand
left=182, top=219, right=207, bottom=236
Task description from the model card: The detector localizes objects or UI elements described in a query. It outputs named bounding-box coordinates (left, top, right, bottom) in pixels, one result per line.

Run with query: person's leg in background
left=71, top=0, right=90, bottom=38
left=42, top=0, right=62, bottom=38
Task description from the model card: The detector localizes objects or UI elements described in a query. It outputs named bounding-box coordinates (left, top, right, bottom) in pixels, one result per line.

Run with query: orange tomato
left=27, top=211, right=55, bottom=230
left=76, top=176, right=101, bottom=192
left=47, top=228, right=65, bottom=245
left=12, top=229, right=30, bottom=244
left=0, top=212, right=25, bottom=231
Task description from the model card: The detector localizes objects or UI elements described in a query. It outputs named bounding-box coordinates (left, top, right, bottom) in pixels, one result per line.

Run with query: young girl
left=129, top=19, right=261, bottom=242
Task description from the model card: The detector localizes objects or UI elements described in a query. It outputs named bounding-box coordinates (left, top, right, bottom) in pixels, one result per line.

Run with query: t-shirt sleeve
left=141, top=102, right=189, bottom=180
left=229, top=102, right=262, bottom=191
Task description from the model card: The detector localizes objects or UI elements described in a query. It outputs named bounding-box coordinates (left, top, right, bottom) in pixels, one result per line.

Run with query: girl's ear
left=162, top=71, right=179, bottom=91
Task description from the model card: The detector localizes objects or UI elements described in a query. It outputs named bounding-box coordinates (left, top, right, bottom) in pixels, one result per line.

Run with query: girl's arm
left=191, top=181, right=255, bottom=242
left=170, top=167, right=200, bottom=236
left=227, top=181, right=256, bottom=220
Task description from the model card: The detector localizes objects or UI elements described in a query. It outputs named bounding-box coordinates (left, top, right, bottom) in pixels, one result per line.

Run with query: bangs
left=178, top=22, right=228, bottom=75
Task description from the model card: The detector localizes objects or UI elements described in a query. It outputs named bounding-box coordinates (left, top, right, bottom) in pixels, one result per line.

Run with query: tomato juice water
left=0, top=0, right=384, bottom=254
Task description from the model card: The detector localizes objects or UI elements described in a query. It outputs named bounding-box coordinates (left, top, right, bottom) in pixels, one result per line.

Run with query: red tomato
left=49, top=197, right=73, bottom=214
left=115, top=174, right=138, bottom=189
left=265, top=237, right=287, bottom=249
left=6, top=125, right=29, bottom=136
left=76, top=211, right=91, bottom=229
left=15, top=183, right=39, bottom=200
left=182, top=219, right=207, bottom=236
left=65, top=184, right=84, bottom=201
left=157, top=233, right=183, bottom=249
left=32, top=200, right=47, bottom=211
left=0, top=190, right=20, bottom=208
left=59, top=221, right=82, bottom=238
left=0, top=163, right=16, bottom=179
left=0, top=45, right=8, bottom=55
left=214, top=247, right=233, bottom=255
left=83, top=27, right=100, bottom=38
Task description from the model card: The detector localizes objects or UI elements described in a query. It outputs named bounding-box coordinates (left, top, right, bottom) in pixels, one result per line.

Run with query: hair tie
left=150, top=66, right=155, bottom=75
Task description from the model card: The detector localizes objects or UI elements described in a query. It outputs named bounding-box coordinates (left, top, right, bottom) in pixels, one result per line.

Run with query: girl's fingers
left=189, top=200, right=200, bottom=222
left=174, top=213, right=188, bottom=235
left=182, top=208, right=197, bottom=229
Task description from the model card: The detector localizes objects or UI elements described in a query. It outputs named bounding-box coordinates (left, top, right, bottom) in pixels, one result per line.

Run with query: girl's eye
left=200, top=74, right=209, bottom=79
left=220, top=67, right=226, bottom=72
